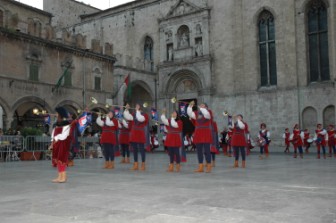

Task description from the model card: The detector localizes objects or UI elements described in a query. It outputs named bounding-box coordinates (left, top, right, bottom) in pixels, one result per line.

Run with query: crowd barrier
left=0, top=135, right=24, bottom=161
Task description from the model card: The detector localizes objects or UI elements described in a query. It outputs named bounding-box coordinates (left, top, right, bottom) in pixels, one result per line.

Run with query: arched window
left=0, top=10, right=4, bottom=27
left=144, top=36, right=153, bottom=71
left=307, top=0, right=329, bottom=82
left=258, top=10, right=277, bottom=87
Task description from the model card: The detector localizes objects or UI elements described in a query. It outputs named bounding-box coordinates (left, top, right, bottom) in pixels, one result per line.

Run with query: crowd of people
left=8, top=101, right=332, bottom=184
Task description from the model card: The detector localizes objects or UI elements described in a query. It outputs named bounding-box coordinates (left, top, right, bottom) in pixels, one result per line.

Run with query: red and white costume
left=96, top=116, right=118, bottom=145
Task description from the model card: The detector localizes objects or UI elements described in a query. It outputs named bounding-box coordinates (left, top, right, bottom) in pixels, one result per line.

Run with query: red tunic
left=284, top=132, right=290, bottom=145
left=303, top=132, right=310, bottom=146
left=119, top=121, right=132, bottom=145
left=192, top=110, right=212, bottom=144
left=292, top=129, right=303, bottom=147
left=164, top=120, right=183, bottom=147
left=231, top=121, right=248, bottom=147
left=315, top=129, right=327, bottom=146
left=327, top=130, right=335, bottom=146
left=129, top=113, right=149, bottom=143
left=227, top=130, right=233, bottom=146
left=100, top=118, right=118, bottom=144
left=52, top=121, right=76, bottom=166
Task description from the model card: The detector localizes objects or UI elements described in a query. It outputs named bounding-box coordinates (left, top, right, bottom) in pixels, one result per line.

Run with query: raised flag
left=151, top=108, right=158, bottom=121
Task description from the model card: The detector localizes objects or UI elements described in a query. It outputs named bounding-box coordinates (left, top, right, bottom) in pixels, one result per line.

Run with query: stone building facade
left=0, top=0, right=116, bottom=132
left=1, top=0, right=335, bottom=144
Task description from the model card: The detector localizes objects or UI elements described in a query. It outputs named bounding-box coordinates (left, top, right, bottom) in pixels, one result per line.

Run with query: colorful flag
left=114, top=107, right=123, bottom=119
left=53, top=61, right=72, bottom=92
left=178, top=102, right=187, bottom=116
left=43, top=115, right=51, bottom=125
left=124, top=74, right=132, bottom=99
left=77, top=112, right=91, bottom=135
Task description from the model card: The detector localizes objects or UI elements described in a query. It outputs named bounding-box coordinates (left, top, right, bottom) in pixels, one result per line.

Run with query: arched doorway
left=124, top=81, right=153, bottom=109
left=323, top=105, right=335, bottom=127
left=166, top=69, right=202, bottom=136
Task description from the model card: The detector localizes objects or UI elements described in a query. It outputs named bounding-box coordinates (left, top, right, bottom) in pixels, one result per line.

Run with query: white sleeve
left=54, top=125, right=71, bottom=141
left=282, top=133, right=285, bottom=139
left=289, top=133, right=294, bottom=140
left=51, top=129, right=55, bottom=142
left=170, top=118, right=178, bottom=128
left=325, top=133, right=329, bottom=141
left=96, top=116, right=104, bottom=127
left=236, top=120, right=245, bottom=129
left=300, top=131, right=304, bottom=139
left=122, top=119, right=129, bottom=129
left=267, top=131, right=270, bottom=138
left=187, top=106, right=196, bottom=120
left=160, top=114, right=169, bottom=126
left=118, top=120, right=122, bottom=129
left=105, top=117, right=115, bottom=126
left=199, top=108, right=211, bottom=119
left=321, top=129, right=327, bottom=135
left=123, top=110, right=133, bottom=121
left=136, top=111, right=145, bottom=122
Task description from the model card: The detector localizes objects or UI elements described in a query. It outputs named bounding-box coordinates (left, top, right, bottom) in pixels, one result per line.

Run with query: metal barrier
left=24, top=136, right=51, bottom=160
left=0, top=135, right=24, bottom=161
left=78, top=136, right=101, bottom=159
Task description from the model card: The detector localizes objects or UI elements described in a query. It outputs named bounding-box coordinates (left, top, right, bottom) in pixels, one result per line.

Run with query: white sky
left=15, top=0, right=135, bottom=10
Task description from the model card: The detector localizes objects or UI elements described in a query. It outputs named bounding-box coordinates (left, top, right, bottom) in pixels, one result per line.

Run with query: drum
left=307, top=138, right=314, bottom=144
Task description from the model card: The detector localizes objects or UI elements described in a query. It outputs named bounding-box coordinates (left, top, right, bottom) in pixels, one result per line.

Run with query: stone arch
left=253, top=6, right=278, bottom=26
left=56, top=100, right=82, bottom=115
left=302, top=106, right=317, bottom=131
left=10, top=96, right=53, bottom=131
left=123, top=80, right=154, bottom=109
left=323, top=105, right=335, bottom=126
left=166, top=69, right=203, bottom=98
left=301, top=0, right=330, bottom=13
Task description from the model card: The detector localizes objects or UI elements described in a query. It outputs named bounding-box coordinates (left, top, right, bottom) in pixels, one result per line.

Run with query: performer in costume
left=210, top=120, right=220, bottom=167
left=124, top=103, right=149, bottom=171
left=258, top=123, right=270, bottom=159
left=96, top=109, right=119, bottom=169
left=289, top=124, right=304, bottom=158
left=313, top=124, right=328, bottom=159
left=327, top=125, right=336, bottom=158
left=50, top=107, right=77, bottom=183
left=231, top=114, right=249, bottom=168
left=187, top=101, right=213, bottom=173
left=118, top=117, right=131, bottom=164
left=282, top=128, right=290, bottom=153
left=161, top=109, right=183, bottom=172
left=226, top=128, right=233, bottom=157
left=303, top=129, right=311, bottom=153
left=220, top=127, right=228, bottom=156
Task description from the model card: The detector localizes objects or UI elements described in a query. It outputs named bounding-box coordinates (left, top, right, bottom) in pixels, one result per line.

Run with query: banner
left=178, top=102, right=187, bottom=116
left=77, top=112, right=92, bottom=135
left=151, top=108, right=158, bottom=121
left=43, top=115, right=51, bottom=125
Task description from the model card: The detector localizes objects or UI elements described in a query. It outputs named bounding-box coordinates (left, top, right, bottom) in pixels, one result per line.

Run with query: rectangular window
left=259, top=44, right=268, bottom=86
left=94, top=76, right=101, bottom=91
left=29, top=64, right=39, bottom=81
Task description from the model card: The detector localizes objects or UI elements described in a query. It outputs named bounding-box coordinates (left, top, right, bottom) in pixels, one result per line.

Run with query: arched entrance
left=165, top=69, right=203, bottom=136
left=123, top=81, right=154, bottom=109
left=12, top=99, right=52, bottom=134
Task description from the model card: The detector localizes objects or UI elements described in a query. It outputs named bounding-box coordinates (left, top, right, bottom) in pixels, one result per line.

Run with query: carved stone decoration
left=167, top=44, right=173, bottom=61
left=166, top=30, right=173, bottom=42
left=196, top=24, right=202, bottom=35
left=195, top=38, right=203, bottom=57
left=172, top=2, right=195, bottom=16
left=176, top=79, right=196, bottom=93
left=177, top=25, right=190, bottom=48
